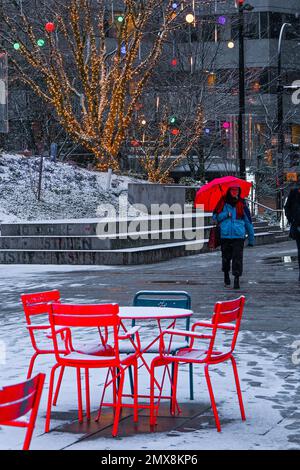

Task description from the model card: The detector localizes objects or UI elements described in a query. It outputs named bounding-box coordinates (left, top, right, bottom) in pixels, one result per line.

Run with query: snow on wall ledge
left=0, top=154, right=144, bottom=223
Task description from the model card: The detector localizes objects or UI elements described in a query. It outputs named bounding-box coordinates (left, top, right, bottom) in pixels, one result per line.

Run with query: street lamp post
left=238, top=1, right=246, bottom=179
left=236, top=1, right=254, bottom=179
left=277, top=23, right=292, bottom=211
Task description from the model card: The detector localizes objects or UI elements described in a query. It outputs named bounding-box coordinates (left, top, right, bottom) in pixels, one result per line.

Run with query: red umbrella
left=194, top=176, right=252, bottom=212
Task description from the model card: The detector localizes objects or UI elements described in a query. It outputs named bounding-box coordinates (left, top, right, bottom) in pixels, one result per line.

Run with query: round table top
left=118, top=306, right=193, bottom=320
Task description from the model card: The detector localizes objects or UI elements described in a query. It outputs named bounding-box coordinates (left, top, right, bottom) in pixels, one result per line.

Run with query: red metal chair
left=150, top=296, right=246, bottom=432
left=21, top=290, right=65, bottom=379
left=0, top=373, right=45, bottom=450
left=21, top=290, right=116, bottom=410
left=46, top=303, right=140, bottom=437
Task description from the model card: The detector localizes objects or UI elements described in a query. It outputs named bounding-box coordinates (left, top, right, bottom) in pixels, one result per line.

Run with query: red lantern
left=131, top=139, right=140, bottom=147
left=171, top=58, right=177, bottom=66
left=45, top=22, right=55, bottom=33
left=171, top=128, right=180, bottom=136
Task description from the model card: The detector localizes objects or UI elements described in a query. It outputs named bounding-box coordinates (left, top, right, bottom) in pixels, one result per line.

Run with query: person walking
left=284, top=184, right=300, bottom=281
left=213, top=186, right=255, bottom=289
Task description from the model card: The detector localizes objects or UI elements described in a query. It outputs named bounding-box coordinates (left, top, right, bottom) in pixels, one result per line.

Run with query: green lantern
left=37, top=39, right=45, bottom=47
left=13, top=42, right=21, bottom=50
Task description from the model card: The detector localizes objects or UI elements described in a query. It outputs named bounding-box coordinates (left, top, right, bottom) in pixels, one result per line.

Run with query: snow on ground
left=0, top=153, right=144, bottom=223
left=0, top=314, right=298, bottom=450
left=0, top=263, right=299, bottom=450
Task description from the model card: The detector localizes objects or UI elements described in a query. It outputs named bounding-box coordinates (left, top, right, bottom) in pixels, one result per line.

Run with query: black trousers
left=221, top=239, right=245, bottom=277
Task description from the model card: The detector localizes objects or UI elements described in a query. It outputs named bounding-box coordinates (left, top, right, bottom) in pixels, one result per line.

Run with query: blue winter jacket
left=213, top=203, right=255, bottom=244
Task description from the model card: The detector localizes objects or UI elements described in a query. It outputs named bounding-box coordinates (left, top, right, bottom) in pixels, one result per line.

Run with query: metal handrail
left=245, top=198, right=283, bottom=213
left=246, top=198, right=286, bottom=231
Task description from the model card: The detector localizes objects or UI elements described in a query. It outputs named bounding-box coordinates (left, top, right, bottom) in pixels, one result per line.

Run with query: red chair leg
left=133, top=360, right=138, bottom=423
left=76, top=368, right=83, bottom=423
left=230, top=356, right=246, bottom=421
left=45, top=364, right=60, bottom=433
left=204, top=364, right=221, bottom=432
left=23, top=421, right=34, bottom=450
left=95, top=368, right=110, bottom=422
left=171, top=362, right=179, bottom=416
left=112, top=367, right=117, bottom=407
left=85, top=368, right=91, bottom=420
left=53, top=366, right=65, bottom=406
left=112, top=369, right=125, bottom=437
left=23, top=374, right=45, bottom=450
left=27, top=352, right=39, bottom=379
left=150, top=362, right=157, bottom=427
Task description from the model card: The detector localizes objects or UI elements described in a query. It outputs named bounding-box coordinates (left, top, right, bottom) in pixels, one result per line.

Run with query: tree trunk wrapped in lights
left=1, top=0, right=184, bottom=171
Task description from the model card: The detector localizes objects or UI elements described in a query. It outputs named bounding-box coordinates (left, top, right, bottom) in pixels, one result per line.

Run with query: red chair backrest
left=207, top=296, right=245, bottom=360
left=0, top=374, right=45, bottom=424
left=21, top=290, right=61, bottom=324
left=49, top=303, right=120, bottom=361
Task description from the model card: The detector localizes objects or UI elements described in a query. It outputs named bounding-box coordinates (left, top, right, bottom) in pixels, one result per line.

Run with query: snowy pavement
left=0, top=240, right=300, bottom=450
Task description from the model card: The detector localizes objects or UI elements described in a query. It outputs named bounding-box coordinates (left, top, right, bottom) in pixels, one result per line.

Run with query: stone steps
left=0, top=215, right=289, bottom=265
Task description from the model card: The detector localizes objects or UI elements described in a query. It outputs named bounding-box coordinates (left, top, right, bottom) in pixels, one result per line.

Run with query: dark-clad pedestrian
left=213, top=186, right=255, bottom=289
left=284, top=184, right=300, bottom=281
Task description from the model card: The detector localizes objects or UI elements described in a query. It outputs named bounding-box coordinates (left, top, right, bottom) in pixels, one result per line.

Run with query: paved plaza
left=0, top=240, right=300, bottom=450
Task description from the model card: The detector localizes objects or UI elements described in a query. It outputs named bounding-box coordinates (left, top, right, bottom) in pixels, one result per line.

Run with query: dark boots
left=224, top=272, right=240, bottom=288
left=224, top=271, right=231, bottom=287
left=233, top=276, right=240, bottom=289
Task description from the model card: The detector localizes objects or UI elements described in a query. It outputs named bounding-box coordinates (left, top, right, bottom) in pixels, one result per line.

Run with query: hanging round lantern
left=45, top=22, right=55, bottom=33
left=37, top=39, right=45, bottom=47
left=171, top=58, right=177, bottom=66
left=222, top=122, right=231, bottom=130
left=227, top=41, right=235, bottom=49
left=218, top=16, right=227, bottom=25
left=186, top=13, right=195, bottom=24
left=171, top=128, right=180, bottom=136
left=13, top=42, right=21, bottom=51
left=131, top=139, right=140, bottom=147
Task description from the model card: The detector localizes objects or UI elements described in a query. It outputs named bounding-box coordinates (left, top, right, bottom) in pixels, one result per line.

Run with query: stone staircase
left=0, top=214, right=289, bottom=265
